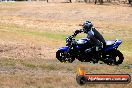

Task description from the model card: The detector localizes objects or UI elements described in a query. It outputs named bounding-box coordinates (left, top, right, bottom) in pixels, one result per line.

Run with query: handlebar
left=66, top=29, right=83, bottom=46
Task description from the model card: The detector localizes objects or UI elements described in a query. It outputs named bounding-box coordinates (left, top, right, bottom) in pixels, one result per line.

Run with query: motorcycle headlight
left=66, top=37, right=70, bottom=43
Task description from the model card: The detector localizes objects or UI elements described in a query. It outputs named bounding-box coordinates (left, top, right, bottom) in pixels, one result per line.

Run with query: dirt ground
left=0, top=2, right=132, bottom=88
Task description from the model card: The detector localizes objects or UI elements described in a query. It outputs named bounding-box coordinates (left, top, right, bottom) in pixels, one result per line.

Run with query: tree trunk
left=84, top=0, right=87, bottom=3
left=99, top=0, right=103, bottom=4
left=128, top=0, right=132, bottom=4
left=107, top=0, right=111, bottom=2
left=95, top=0, right=97, bottom=4
left=69, top=0, right=72, bottom=3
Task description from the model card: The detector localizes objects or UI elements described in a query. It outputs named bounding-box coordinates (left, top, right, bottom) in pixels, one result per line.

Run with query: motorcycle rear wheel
left=104, top=50, right=124, bottom=65
left=113, top=50, right=124, bottom=65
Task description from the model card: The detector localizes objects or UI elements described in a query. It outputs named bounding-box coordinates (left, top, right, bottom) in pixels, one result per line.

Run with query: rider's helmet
left=82, top=21, right=93, bottom=33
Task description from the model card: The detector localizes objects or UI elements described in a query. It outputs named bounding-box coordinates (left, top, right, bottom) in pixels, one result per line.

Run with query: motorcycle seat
left=106, top=40, right=115, bottom=46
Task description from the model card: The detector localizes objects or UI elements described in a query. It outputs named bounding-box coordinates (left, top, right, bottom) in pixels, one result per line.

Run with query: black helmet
left=83, top=21, right=93, bottom=32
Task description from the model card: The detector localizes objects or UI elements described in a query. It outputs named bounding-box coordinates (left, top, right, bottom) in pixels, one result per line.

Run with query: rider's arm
left=73, top=29, right=83, bottom=37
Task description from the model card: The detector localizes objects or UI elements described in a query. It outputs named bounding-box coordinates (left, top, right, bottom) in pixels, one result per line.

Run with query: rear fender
left=104, top=40, right=122, bottom=51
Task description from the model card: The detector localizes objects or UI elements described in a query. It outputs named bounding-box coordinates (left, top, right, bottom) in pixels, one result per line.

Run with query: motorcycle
left=56, top=33, right=124, bottom=65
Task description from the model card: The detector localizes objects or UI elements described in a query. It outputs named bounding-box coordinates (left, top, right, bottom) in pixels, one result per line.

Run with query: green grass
left=0, top=23, right=67, bottom=40
left=21, top=62, right=37, bottom=69
left=0, top=2, right=17, bottom=6
left=0, top=23, right=88, bottom=43
left=0, top=58, right=16, bottom=67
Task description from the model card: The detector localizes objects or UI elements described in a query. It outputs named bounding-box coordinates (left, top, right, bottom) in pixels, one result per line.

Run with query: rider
left=74, top=21, right=106, bottom=51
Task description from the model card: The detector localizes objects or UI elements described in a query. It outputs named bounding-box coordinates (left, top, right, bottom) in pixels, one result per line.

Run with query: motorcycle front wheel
left=56, top=50, right=75, bottom=63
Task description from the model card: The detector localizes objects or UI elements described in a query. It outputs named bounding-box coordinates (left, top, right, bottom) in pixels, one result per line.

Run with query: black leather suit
left=74, top=28, right=106, bottom=49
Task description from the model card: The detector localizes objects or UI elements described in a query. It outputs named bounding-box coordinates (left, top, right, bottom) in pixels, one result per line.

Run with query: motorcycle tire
left=56, top=50, right=75, bottom=63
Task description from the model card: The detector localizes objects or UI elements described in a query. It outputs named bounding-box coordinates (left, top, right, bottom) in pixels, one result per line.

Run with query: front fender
left=57, top=46, right=70, bottom=52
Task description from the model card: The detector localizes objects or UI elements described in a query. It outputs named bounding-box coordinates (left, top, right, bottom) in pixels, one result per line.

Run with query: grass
left=0, top=58, right=132, bottom=74
left=21, top=62, right=37, bottom=69
left=0, top=58, right=131, bottom=88
left=0, top=23, right=67, bottom=40
left=0, top=2, right=16, bottom=5
left=0, top=23, right=87, bottom=41
left=0, top=58, right=16, bottom=67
